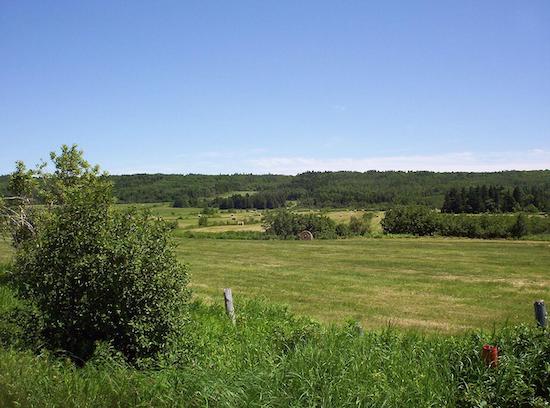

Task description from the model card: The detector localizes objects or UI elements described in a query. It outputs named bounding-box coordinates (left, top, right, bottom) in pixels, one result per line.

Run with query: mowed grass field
left=174, top=237, right=550, bottom=332
left=1, top=204, right=548, bottom=333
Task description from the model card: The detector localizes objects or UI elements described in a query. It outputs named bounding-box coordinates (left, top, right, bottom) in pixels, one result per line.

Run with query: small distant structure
left=238, top=221, right=244, bottom=226
left=298, top=230, right=314, bottom=240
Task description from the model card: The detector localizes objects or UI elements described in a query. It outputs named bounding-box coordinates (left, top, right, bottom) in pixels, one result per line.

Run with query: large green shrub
left=263, top=210, right=377, bottom=239
left=4, top=145, right=190, bottom=364
left=349, top=213, right=373, bottom=235
left=263, top=210, right=337, bottom=239
left=510, top=213, right=529, bottom=239
left=382, top=205, right=438, bottom=236
left=262, top=209, right=298, bottom=239
left=382, top=206, right=546, bottom=239
left=198, top=215, right=208, bottom=227
left=172, top=197, right=187, bottom=208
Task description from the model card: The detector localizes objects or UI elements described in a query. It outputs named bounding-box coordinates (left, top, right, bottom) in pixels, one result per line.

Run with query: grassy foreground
left=1, top=294, right=549, bottom=407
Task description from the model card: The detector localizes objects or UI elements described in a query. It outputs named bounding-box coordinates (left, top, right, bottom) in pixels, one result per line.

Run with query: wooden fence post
left=534, top=300, right=547, bottom=328
left=224, top=288, right=236, bottom=325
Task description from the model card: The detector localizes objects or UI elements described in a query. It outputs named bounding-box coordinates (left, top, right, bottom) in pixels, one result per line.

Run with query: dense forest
left=109, top=174, right=290, bottom=205
left=441, top=185, right=549, bottom=213
left=213, top=191, right=288, bottom=210
left=287, top=171, right=550, bottom=209
left=1, top=171, right=549, bottom=211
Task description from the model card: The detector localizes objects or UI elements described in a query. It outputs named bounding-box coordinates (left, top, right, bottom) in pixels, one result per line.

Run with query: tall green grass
left=2, top=259, right=550, bottom=407
left=1, top=291, right=549, bottom=407
left=0, top=301, right=453, bottom=407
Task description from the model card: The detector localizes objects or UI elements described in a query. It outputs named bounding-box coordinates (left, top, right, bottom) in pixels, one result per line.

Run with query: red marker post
left=482, top=344, right=499, bottom=368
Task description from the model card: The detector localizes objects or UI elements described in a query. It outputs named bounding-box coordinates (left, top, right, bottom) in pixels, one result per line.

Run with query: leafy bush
left=437, top=213, right=514, bottom=239
left=172, top=197, right=188, bottom=208
left=382, top=206, right=548, bottom=239
left=382, top=205, right=438, bottom=236
left=263, top=210, right=378, bottom=239
left=349, top=213, right=372, bottom=235
left=13, top=207, right=190, bottom=364
left=198, top=216, right=208, bottom=227
left=510, top=213, right=529, bottom=239
left=262, top=209, right=297, bottom=239
left=263, top=210, right=337, bottom=239
left=335, top=223, right=351, bottom=237
left=526, top=215, right=550, bottom=235
left=4, top=146, right=191, bottom=364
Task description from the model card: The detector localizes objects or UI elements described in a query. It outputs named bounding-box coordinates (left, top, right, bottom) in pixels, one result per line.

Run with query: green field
left=1, top=204, right=547, bottom=333
left=176, top=237, right=550, bottom=332
left=2, top=231, right=548, bottom=333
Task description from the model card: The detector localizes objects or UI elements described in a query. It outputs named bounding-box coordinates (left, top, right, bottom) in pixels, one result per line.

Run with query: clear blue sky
left=1, top=1, right=549, bottom=174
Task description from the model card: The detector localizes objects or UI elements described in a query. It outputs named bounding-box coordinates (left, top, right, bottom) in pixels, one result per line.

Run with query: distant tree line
left=213, top=192, right=287, bottom=210
left=1, top=170, right=548, bottom=210
left=110, top=174, right=290, bottom=204
left=382, top=205, right=550, bottom=239
left=441, top=185, right=549, bottom=213
left=287, top=171, right=550, bottom=209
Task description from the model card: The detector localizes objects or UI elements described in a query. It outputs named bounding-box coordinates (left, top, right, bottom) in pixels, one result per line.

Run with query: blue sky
left=1, top=1, right=549, bottom=174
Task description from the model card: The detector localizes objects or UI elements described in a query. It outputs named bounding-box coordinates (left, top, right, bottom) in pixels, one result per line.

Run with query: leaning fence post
left=224, top=288, right=236, bottom=325
left=534, top=300, right=547, bottom=328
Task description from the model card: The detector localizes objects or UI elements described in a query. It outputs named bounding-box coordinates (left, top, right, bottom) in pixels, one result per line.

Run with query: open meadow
left=2, top=229, right=548, bottom=333
left=176, top=237, right=550, bottom=332
left=100, top=205, right=550, bottom=332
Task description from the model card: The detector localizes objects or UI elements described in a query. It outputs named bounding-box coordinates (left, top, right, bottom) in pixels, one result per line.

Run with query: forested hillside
left=288, top=171, right=550, bottom=208
left=1, top=170, right=549, bottom=209
left=442, top=185, right=549, bottom=213
left=110, top=174, right=291, bottom=204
